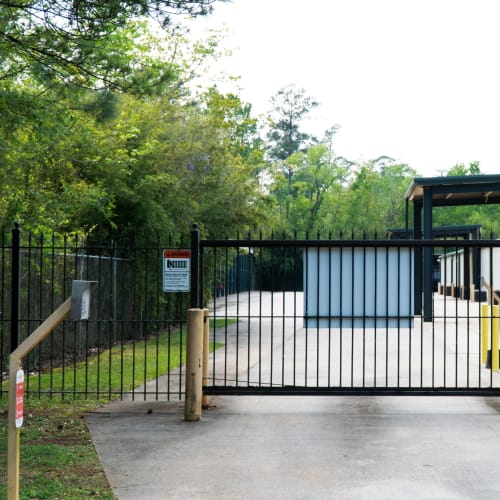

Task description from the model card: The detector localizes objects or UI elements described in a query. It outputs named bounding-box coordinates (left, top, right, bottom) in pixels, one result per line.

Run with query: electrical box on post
left=71, top=280, right=98, bottom=321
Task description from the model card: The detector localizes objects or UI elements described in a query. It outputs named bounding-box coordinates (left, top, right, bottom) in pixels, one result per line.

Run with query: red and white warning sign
left=15, top=369, right=24, bottom=428
left=163, top=249, right=191, bottom=292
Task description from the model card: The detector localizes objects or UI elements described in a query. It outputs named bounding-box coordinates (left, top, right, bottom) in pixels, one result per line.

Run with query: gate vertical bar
left=328, top=233, right=332, bottom=387
left=235, top=242, right=240, bottom=386
left=397, top=245, right=401, bottom=387
left=294, top=231, right=299, bottom=387
left=413, top=200, right=422, bottom=316
left=142, top=239, right=149, bottom=400
left=385, top=246, right=389, bottom=387
left=25, top=233, right=33, bottom=397
left=270, top=233, right=275, bottom=387
left=423, top=189, right=433, bottom=322
left=350, top=242, right=355, bottom=387
left=339, top=235, right=343, bottom=387
left=248, top=234, right=252, bottom=388
left=374, top=245, right=378, bottom=386
left=316, top=234, right=321, bottom=386
left=10, top=223, right=21, bottom=352
left=191, top=223, right=200, bottom=309
left=282, top=236, right=286, bottom=387
left=304, top=233, right=309, bottom=386
left=258, top=233, right=263, bottom=387
left=202, top=308, right=210, bottom=408
left=0, top=232, right=6, bottom=393
left=199, top=235, right=205, bottom=312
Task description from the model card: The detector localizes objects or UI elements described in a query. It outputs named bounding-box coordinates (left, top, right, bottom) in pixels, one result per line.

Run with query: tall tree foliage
left=0, top=17, right=268, bottom=240
left=0, top=84, right=268, bottom=240
left=335, top=159, right=415, bottom=236
left=0, top=0, right=222, bottom=92
left=94, top=89, right=267, bottom=243
left=266, top=84, right=319, bottom=162
left=270, top=145, right=348, bottom=234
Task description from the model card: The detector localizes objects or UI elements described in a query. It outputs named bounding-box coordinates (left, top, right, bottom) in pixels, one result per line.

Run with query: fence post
left=185, top=308, right=204, bottom=421
left=10, top=223, right=21, bottom=352
left=202, top=308, right=210, bottom=409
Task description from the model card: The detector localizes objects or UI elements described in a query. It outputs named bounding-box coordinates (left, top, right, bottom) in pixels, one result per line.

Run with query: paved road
left=87, top=395, right=500, bottom=499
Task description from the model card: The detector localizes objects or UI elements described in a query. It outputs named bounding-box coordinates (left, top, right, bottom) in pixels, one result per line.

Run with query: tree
left=0, top=19, right=269, bottom=241
left=0, top=7, right=234, bottom=236
left=0, top=0, right=223, bottom=92
left=269, top=144, right=349, bottom=234
left=322, top=159, right=415, bottom=236
left=0, top=83, right=118, bottom=235
left=446, top=161, right=481, bottom=176
left=265, top=85, right=319, bottom=163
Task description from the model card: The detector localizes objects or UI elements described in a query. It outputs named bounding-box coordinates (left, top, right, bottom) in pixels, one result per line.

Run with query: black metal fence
left=3, top=225, right=500, bottom=401
left=200, top=234, right=500, bottom=396
left=1, top=226, right=190, bottom=400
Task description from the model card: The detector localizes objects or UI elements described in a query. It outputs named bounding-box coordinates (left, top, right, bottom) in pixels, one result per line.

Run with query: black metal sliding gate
left=197, top=233, right=500, bottom=396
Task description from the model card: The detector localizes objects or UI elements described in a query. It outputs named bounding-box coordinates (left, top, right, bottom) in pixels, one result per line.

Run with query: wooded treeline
left=1, top=1, right=498, bottom=243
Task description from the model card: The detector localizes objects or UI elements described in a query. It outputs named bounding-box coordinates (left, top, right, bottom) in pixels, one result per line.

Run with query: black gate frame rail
left=203, top=387, right=500, bottom=396
left=199, top=238, right=500, bottom=249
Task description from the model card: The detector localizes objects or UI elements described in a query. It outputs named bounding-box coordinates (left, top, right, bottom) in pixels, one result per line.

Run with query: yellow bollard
left=493, top=305, right=499, bottom=372
left=482, top=304, right=489, bottom=365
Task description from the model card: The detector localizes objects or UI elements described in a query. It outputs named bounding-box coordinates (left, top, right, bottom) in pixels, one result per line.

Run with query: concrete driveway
left=87, top=395, right=500, bottom=500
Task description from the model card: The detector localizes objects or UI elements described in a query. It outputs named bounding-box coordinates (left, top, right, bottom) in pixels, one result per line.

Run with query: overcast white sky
left=188, top=0, right=500, bottom=176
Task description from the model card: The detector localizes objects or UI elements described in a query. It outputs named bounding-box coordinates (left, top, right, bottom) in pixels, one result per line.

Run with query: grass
left=22, top=330, right=188, bottom=398
left=0, top=317, right=234, bottom=499
left=3, top=319, right=232, bottom=398
left=0, top=398, right=114, bottom=499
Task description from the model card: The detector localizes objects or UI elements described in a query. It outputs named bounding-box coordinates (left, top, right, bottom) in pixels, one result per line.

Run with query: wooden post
left=202, top=309, right=210, bottom=409
left=8, top=297, right=72, bottom=500
left=185, top=308, right=204, bottom=421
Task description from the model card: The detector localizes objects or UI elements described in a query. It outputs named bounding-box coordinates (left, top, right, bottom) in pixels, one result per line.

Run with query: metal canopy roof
left=405, top=174, right=500, bottom=207
left=404, top=175, right=500, bottom=322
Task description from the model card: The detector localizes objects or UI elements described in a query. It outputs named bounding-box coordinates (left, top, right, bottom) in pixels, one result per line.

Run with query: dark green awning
left=405, top=174, right=500, bottom=207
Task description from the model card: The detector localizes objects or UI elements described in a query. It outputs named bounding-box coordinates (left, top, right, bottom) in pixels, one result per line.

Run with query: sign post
left=163, top=249, right=191, bottom=292
left=8, top=299, right=72, bottom=500
left=8, top=284, right=96, bottom=500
